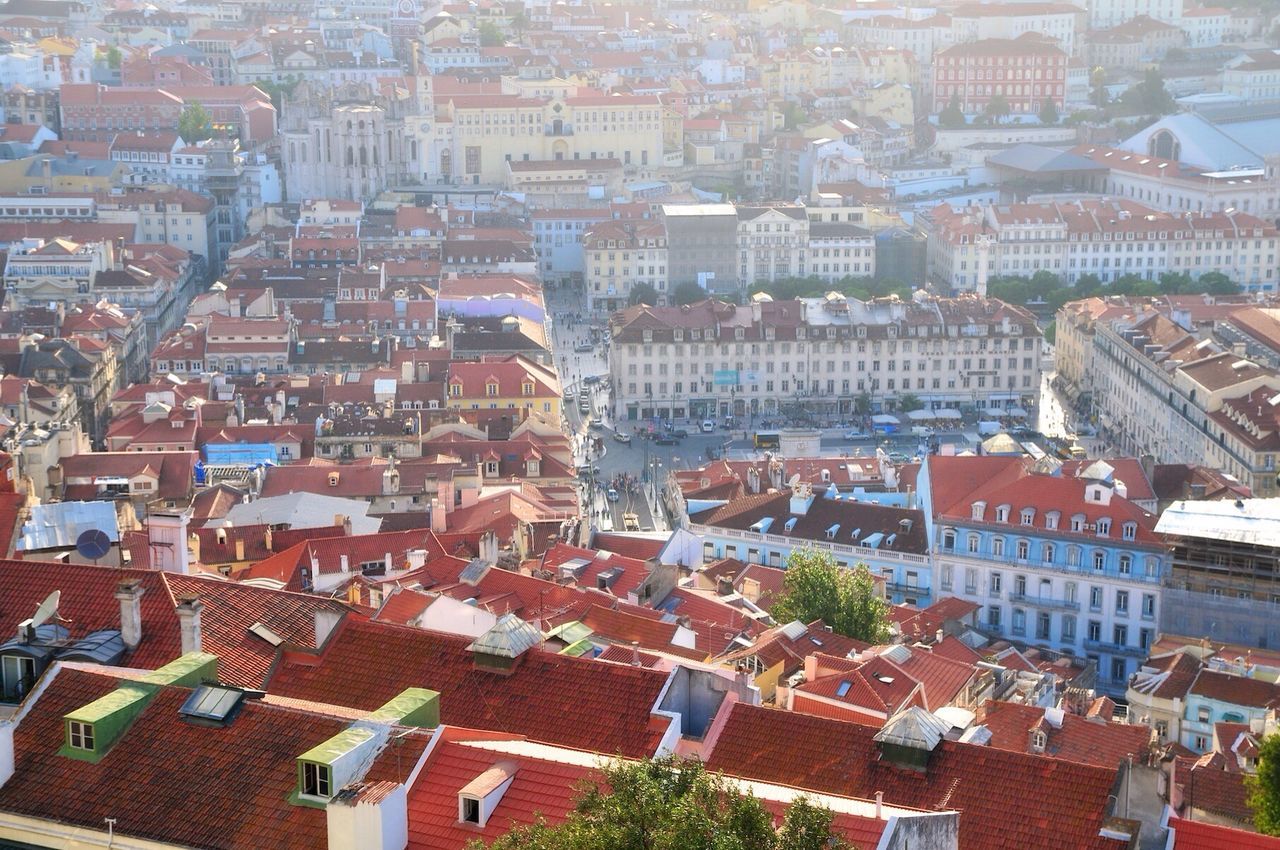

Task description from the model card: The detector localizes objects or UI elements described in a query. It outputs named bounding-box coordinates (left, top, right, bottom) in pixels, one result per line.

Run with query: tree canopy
left=629, top=282, right=660, bottom=307
left=939, top=93, right=966, bottom=129
left=477, top=20, right=505, bottom=46
left=771, top=549, right=891, bottom=644
left=1038, top=99, right=1059, bottom=125
left=1249, top=734, right=1280, bottom=836
left=748, top=276, right=910, bottom=302
left=178, top=102, right=213, bottom=143
left=985, top=269, right=1241, bottom=311
left=470, top=755, right=853, bottom=850
left=673, top=281, right=708, bottom=305
left=984, top=93, right=1010, bottom=125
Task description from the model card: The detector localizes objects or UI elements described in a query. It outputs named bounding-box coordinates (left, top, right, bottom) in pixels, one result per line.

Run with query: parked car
left=579, top=401, right=590, bottom=414
left=583, top=374, right=600, bottom=384
left=668, top=428, right=689, bottom=439
left=589, top=418, right=603, bottom=430
left=613, top=431, right=632, bottom=444
left=606, top=488, right=620, bottom=502
left=574, top=342, right=594, bottom=353
left=700, top=420, right=715, bottom=433
left=843, top=430, right=866, bottom=440
left=654, top=434, right=677, bottom=445
left=705, top=446, right=721, bottom=460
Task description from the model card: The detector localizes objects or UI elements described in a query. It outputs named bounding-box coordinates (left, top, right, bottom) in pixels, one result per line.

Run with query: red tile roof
left=705, top=703, right=1126, bottom=850
left=0, top=666, right=429, bottom=849
left=976, top=700, right=1149, bottom=768
left=266, top=616, right=672, bottom=757
left=1169, top=816, right=1280, bottom=850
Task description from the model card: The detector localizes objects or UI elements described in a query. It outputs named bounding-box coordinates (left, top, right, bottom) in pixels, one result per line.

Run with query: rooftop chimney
left=114, top=579, right=145, bottom=649
left=327, top=782, right=408, bottom=850
left=430, top=498, right=445, bottom=533
left=176, top=594, right=204, bottom=654
left=148, top=511, right=191, bottom=574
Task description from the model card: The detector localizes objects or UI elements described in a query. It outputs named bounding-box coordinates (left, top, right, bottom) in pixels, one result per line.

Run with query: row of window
left=945, top=533, right=1156, bottom=575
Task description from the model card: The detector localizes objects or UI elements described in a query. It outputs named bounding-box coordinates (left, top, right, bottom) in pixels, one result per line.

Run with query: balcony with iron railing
left=1084, top=638, right=1148, bottom=658
left=1008, top=592, right=1079, bottom=611
left=886, top=582, right=931, bottom=597
left=544, top=123, right=574, bottom=136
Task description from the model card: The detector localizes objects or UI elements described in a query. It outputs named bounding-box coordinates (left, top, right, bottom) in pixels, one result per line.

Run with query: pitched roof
left=266, top=617, right=672, bottom=757
left=0, top=666, right=429, bottom=849
left=705, top=703, right=1126, bottom=850
left=976, top=700, right=1149, bottom=768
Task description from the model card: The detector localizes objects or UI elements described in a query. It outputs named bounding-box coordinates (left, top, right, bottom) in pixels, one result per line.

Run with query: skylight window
left=180, top=684, right=245, bottom=723
left=835, top=681, right=852, bottom=697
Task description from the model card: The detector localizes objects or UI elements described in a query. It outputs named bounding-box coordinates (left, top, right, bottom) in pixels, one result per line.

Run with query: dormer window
left=673, top=329, right=684, bottom=341
left=457, top=761, right=517, bottom=828
left=994, top=505, right=1009, bottom=523
left=1122, top=522, right=1137, bottom=541
left=461, top=796, right=481, bottom=824
left=1070, top=513, right=1085, bottom=533
left=300, top=761, right=332, bottom=799
left=971, top=501, right=986, bottom=521
left=486, top=382, right=499, bottom=397
left=521, top=382, right=534, bottom=396
left=449, top=383, right=462, bottom=397
left=1096, top=518, right=1111, bottom=537
left=1020, top=508, right=1035, bottom=526
left=67, top=720, right=94, bottom=752
left=643, top=329, right=653, bottom=342
left=735, top=327, right=744, bottom=340
left=1045, top=511, right=1059, bottom=530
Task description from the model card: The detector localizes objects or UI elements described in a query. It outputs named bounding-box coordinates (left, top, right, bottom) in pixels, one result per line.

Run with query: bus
left=754, top=430, right=781, bottom=450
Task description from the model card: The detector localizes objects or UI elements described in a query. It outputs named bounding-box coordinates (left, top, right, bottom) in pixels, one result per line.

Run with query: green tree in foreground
left=898, top=393, right=923, bottom=412
left=771, top=549, right=891, bottom=644
left=1249, top=734, right=1280, bottom=835
left=470, top=755, right=854, bottom=850
left=178, top=102, right=213, bottom=143
left=478, top=20, right=505, bottom=45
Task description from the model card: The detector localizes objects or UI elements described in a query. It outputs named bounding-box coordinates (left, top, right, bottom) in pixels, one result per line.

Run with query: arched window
left=346, top=146, right=354, bottom=166
left=360, top=146, right=367, bottom=166
left=1149, top=129, right=1180, bottom=161
left=300, top=142, right=307, bottom=163
left=289, top=141, right=296, bottom=162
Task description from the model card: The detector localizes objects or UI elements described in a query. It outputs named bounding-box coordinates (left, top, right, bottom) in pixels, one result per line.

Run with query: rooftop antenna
left=19, top=589, right=61, bottom=642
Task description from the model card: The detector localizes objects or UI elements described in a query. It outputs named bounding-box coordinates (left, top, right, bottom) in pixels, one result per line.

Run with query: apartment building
left=661, top=203, right=739, bottom=298
left=1224, top=50, right=1280, bottom=102
left=607, top=292, right=1040, bottom=422
left=1087, top=0, right=1183, bottom=28
left=736, top=205, right=809, bottom=286
left=1062, top=303, right=1280, bottom=496
left=435, top=92, right=667, bottom=185
left=920, top=455, right=1169, bottom=694
left=950, top=3, right=1084, bottom=57
left=920, top=198, right=1280, bottom=293
left=582, top=218, right=668, bottom=312
left=688, top=483, right=933, bottom=604
left=2, top=237, right=113, bottom=308
left=932, top=37, right=1068, bottom=116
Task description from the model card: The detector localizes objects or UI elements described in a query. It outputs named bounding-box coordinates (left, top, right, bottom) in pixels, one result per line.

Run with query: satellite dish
left=31, top=590, right=60, bottom=627
left=75, top=528, right=111, bottom=561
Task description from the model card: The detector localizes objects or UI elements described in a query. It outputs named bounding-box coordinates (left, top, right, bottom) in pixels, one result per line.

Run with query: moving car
left=613, top=431, right=632, bottom=444
left=579, top=401, right=591, bottom=414
left=654, top=434, right=677, bottom=445
left=668, top=428, right=689, bottom=439
left=582, top=374, right=600, bottom=384
left=573, top=342, right=594, bottom=353
left=606, top=488, right=620, bottom=502
left=843, top=430, right=866, bottom=440
left=622, top=513, right=640, bottom=531
left=700, top=420, right=715, bottom=433
left=589, top=418, right=603, bottom=430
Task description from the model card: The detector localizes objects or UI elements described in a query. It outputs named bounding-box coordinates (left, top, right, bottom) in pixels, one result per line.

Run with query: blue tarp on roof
left=203, top=443, right=279, bottom=466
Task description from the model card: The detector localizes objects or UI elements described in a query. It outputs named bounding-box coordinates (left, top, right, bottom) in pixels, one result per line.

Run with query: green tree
left=1043, top=320, right=1056, bottom=345
left=471, top=755, right=853, bottom=850
left=939, top=93, right=966, bottom=129
left=1198, top=270, right=1240, bottom=295
left=1249, top=734, right=1280, bottom=836
left=629, top=282, right=660, bottom=306
left=478, top=20, right=504, bottom=46
left=853, top=391, right=872, bottom=416
left=673, top=281, right=708, bottom=305
left=253, top=76, right=300, bottom=114
left=1089, top=67, right=1109, bottom=109
left=984, top=93, right=1010, bottom=125
left=898, top=393, right=923, bottom=412
left=781, top=101, right=807, bottom=130
left=106, top=46, right=122, bottom=69
left=1038, top=99, right=1059, bottom=125
left=178, top=102, right=213, bottom=142
left=771, top=549, right=891, bottom=644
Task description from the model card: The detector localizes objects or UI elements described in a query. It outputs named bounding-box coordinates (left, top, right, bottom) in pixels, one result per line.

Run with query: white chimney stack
left=147, top=511, right=191, bottom=574
left=326, top=781, right=408, bottom=850
left=176, top=595, right=204, bottom=654
left=114, top=580, right=145, bottom=649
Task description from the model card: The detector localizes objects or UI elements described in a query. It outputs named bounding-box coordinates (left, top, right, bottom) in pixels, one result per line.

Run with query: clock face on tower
left=396, top=0, right=416, bottom=16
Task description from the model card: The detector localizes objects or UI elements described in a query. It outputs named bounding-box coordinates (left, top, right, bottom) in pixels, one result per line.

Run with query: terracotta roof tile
left=266, top=617, right=672, bottom=757
left=705, top=703, right=1126, bottom=850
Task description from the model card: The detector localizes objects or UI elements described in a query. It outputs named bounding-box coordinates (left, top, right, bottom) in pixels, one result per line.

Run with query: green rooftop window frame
left=290, top=726, right=377, bottom=808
